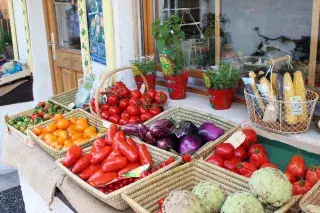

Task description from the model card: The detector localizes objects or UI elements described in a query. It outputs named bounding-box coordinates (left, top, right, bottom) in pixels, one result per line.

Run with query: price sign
left=290, top=96, right=303, bottom=116
left=225, top=131, right=246, bottom=149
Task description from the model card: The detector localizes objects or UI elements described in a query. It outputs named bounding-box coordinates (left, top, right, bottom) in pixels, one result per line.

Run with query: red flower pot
left=134, top=74, right=156, bottom=90
left=207, top=88, right=237, bottom=110
left=164, top=72, right=189, bottom=100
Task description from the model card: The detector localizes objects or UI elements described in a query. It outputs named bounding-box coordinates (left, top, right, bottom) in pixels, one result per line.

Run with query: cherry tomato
left=62, top=145, right=83, bottom=168
left=224, top=157, right=240, bottom=173
left=164, top=156, right=175, bottom=165
left=147, top=90, right=157, bottom=100
left=215, top=143, right=235, bottom=160
left=108, top=95, right=120, bottom=105
left=234, top=146, right=248, bottom=161
left=181, top=154, right=192, bottom=163
left=293, top=180, right=312, bottom=195
left=149, top=106, right=162, bottom=116
left=90, top=98, right=95, bottom=107
left=128, top=116, right=139, bottom=124
left=158, top=197, right=165, bottom=207
left=286, top=155, right=306, bottom=178
left=119, top=99, right=129, bottom=110
left=154, top=92, right=168, bottom=104
left=127, top=105, right=140, bottom=116
left=114, top=82, right=126, bottom=89
left=105, top=124, right=118, bottom=146
left=109, top=106, right=121, bottom=116
left=249, top=151, right=269, bottom=168
left=139, top=106, right=149, bottom=114
left=109, top=115, right=121, bottom=124
left=248, top=144, right=266, bottom=158
left=284, top=172, right=296, bottom=184
left=131, top=89, right=142, bottom=99
left=260, top=163, right=278, bottom=169
left=101, top=103, right=111, bottom=112
left=241, top=129, right=258, bottom=149
left=119, top=117, right=129, bottom=125
left=140, top=95, right=152, bottom=105
left=121, top=111, right=131, bottom=120
left=140, top=112, right=153, bottom=122
left=236, top=162, right=257, bottom=178
left=117, top=87, right=130, bottom=98
left=129, top=97, right=140, bottom=106
left=305, top=166, right=320, bottom=186
left=101, top=111, right=110, bottom=120
left=206, top=155, right=225, bottom=168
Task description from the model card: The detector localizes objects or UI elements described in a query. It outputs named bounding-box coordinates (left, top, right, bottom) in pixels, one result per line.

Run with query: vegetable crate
left=300, top=181, right=320, bottom=213
left=27, top=109, right=105, bottom=159
left=122, top=160, right=300, bottom=213
left=49, top=88, right=84, bottom=111
left=144, top=105, right=240, bottom=159
left=56, top=139, right=182, bottom=210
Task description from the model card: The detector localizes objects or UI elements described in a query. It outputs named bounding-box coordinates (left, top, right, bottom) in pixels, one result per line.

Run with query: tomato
left=234, top=146, right=248, bottom=161
left=101, top=111, right=110, bottom=120
left=119, top=99, right=129, bottom=110
left=140, top=112, right=153, bottom=122
left=117, top=87, right=130, bottom=98
left=71, top=154, right=92, bottom=174
left=249, top=150, right=269, bottom=168
left=138, top=144, right=153, bottom=167
left=79, top=164, right=100, bottom=180
left=108, top=95, right=120, bottom=105
left=88, top=172, right=118, bottom=188
left=118, top=140, right=139, bottom=162
left=101, top=104, right=110, bottom=112
left=206, top=155, right=225, bottom=168
left=140, top=95, right=152, bottom=106
left=149, top=106, right=162, bottom=116
left=131, top=89, right=142, bottom=99
left=90, top=146, right=113, bottom=164
left=241, top=129, right=257, bottom=149
left=236, top=162, right=257, bottom=178
left=181, top=154, right=192, bottom=163
left=164, top=156, right=175, bottom=165
left=215, top=143, right=235, bottom=160
left=224, top=157, right=240, bottom=173
left=127, top=105, right=140, bottom=116
left=114, top=82, right=126, bottom=89
left=248, top=144, right=266, bottom=157
left=109, top=106, right=121, bottom=116
left=90, top=98, right=95, bottom=107
left=129, top=97, right=140, bottom=106
left=305, top=166, right=320, bottom=186
left=139, top=106, right=149, bottom=114
left=109, top=115, right=121, bottom=124
left=286, top=155, right=306, bottom=178
left=102, top=156, right=128, bottom=172
left=105, top=124, right=118, bottom=146
left=260, top=163, right=278, bottom=169
left=284, top=172, right=296, bottom=184
left=118, top=163, right=140, bottom=176
left=292, top=180, right=312, bottom=195
left=147, top=90, right=157, bottom=100
left=154, top=92, right=168, bottom=104
left=91, top=138, right=107, bottom=153
left=62, top=145, right=83, bottom=168
left=121, top=111, right=130, bottom=120
left=119, top=117, right=129, bottom=125
left=158, top=197, right=165, bottom=207
left=128, top=116, right=139, bottom=124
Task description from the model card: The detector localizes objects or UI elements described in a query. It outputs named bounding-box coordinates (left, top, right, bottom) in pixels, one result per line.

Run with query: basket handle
left=268, top=55, right=290, bottom=65
left=94, top=66, right=150, bottom=118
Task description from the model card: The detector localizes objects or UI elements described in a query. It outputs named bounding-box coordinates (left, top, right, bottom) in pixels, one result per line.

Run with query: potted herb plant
left=203, top=63, right=241, bottom=110
left=130, top=56, right=156, bottom=89
left=152, top=15, right=188, bottom=100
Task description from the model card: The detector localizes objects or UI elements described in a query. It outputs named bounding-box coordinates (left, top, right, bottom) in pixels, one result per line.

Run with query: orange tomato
left=57, top=137, right=65, bottom=145
left=46, top=135, right=58, bottom=145
left=46, top=123, right=57, bottom=133
left=71, top=133, right=83, bottom=140
left=69, top=116, right=77, bottom=124
left=57, top=119, right=69, bottom=130
left=55, top=145, right=63, bottom=150
left=41, top=128, right=48, bottom=134
left=76, top=117, right=88, bottom=125
left=50, top=142, right=59, bottom=149
left=64, top=139, right=73, bottom=148
left=39, top=133, right=46, bottom=140
left=57, top=130, right=68, bottom=139
left=32, top=126, right=42, bottom=136
left=54, top=114, right=64, bottom=122
left=53, top=129, right=63, bottom=137
left=73, top=138, right=87, bottom=145
left=44, top=133, right=53, bottom=141
left=74, top=122, right=88, bottom=133
left=83, top=126, right=97, bottom=138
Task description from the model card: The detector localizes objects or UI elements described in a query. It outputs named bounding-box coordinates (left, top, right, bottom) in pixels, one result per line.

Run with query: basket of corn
left=243, top=55, right=319, bottom=134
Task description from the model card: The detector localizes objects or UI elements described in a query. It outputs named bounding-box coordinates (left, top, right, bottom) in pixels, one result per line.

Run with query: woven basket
left=56, top=138, right=182, bottom=210
left=122, top=159, right=301, bottom=213
left=300, top=181, right=320, bottom=213
left=27, top=109, right=105, bottom=159
left=144, top=105, right=240, bottom=159
left=49, top=88, right=81, bottom=111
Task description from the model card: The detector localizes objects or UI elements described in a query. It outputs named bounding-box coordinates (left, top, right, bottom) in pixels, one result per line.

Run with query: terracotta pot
left=134, top=74, right=156, bottom=90
left=164, top=72, right=189, bottom=100
left=207, top=88, right=237, bottom=110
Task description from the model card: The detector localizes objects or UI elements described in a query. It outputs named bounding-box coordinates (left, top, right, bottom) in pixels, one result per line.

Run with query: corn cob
left=283, top=72, right=298, bottom=125
left=249, top=71, right=266, bottom=111
left=271, top=73, right=277, bottom=96
left=260, top=77, right=275, bottom=99
left=294, top=71, right=308, bottom=123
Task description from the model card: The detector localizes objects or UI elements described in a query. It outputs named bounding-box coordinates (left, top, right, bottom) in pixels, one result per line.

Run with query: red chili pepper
left=102, top=156, right=128, bottom=173
left=137, top=144, right=153, bottom=167
left=127, top=138, right=138, bottom=150
left=79, top=164, right=100, bottom=180
left=118, top=163, right=140, bottom=176
left=105, top=124, right=118, bottom=146
left=71, top=154, right=92, bottom=174
left=88, top=172, right=118, bottom=188
left=103, top=149, right=122, bottom=163
left=114, top=130, right=126, bottom=142
left=87, top=169, right=104, bottom=183
left=62, top=145, right=83, bottom=168
left=91, top=138, right=107, bottom=153
left=90, top=146, right=113, bottom=164
left=118, top=140, right=139, bottom=163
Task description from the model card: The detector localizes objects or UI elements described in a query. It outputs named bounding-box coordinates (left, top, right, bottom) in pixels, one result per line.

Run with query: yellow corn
left=260, top=77, right=275, bottom=99
left=271, top=73, right=277, bottom=96
left=294, top=71, right=308, bottom=123
left=249, top=72, right=266, bottom=111
left=283, top=73, right=298, bottom=125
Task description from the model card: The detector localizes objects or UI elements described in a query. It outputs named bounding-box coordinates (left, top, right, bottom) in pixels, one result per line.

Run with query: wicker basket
left=27, top=109, right=105, bottom=159
left=300, top=181, right=320, bottom=213
left=144, top=105, right=240, bottom=159
left=122, top=159, right=301, bottom=213
left=49, top=88, right=80, bottom=111
left=56, top=138, right=182, bottom=210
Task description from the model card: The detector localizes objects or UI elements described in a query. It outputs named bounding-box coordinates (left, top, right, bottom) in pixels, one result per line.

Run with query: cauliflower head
left=221, top=192, right=264, bottom=213
left=192, top=181, right=225, bottom=213
left=249, top=168, right=292, bottom=207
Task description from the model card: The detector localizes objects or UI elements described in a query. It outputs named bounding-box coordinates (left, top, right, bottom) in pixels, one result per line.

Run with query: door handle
left=47, top=32, right=56, bottom=60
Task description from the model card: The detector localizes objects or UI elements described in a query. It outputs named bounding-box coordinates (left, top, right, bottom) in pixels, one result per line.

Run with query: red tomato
left=90, top=98, right=95, bottom=107
left=128, top=116, right=139, bottom=124
left=241, top=129, right=257, bottom=149
left=181, top=154, right=192, bottom=163
left=129, top=97, right=140, bottom=106
left=206, top=155, right=225, bottom=168
left=101, top=111, right=110, bottom=120
left=248, top=144, right=266, bottom=157
left=286, top=155, right=307, bottom=178
left=224, top=157, right=240, bottom=173
left=108, top=95, right=120, bottom=105
left=284, top=172, right=296, bottom=184
left=101, top=104, right=110, bottom=112
left=109, top=115, right=121, bottom=124
left=140, top=112, right=153, bottom=122
left=117, top=87, right=130, bottom=98
left=140, top=95, right=152, bottom=105
left=293, top=180, right=312, bottom=195
left=119, top=99, right=129, bottom=110
left=114, top=82, right=126, bottom=89
left=139, top=106, right=149, bottom=114
left=109, top=106, right=121, bottom=116
left=215, top=143, right=235, bottom=160
left=260, top=163, right=278, bottom=169
left=154, top=92, right=168, bottom=104
left=234, top=146, right=248, bottom=161
left=158, top=197, right=165, bottom=207
left=127, top=105, right=140, bottom=116
left=150, top=106, right=162, bottom=116
left=131, top=89, right=142, bottom=99
left=119, top=117, right=129, bottom=125
left=121, top=111, right=130, bottom=120
left=236, top=162, right=257, bottom=178
left=306, top=166, right=320, bottom=186
left=249, top=151, right=269, bottom=168
left=147, top=90, right=157, bottom=99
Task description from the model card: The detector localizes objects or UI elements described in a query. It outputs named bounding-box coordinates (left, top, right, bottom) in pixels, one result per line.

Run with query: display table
left=2, top=88, right=320, bottom=213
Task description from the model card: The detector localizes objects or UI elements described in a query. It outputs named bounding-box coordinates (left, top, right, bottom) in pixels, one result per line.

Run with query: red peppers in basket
left=90, top=146, right=112, bottom=164
left=63, top=145, right=83, bottom=168
left=71, top=154, right=92, bottom=174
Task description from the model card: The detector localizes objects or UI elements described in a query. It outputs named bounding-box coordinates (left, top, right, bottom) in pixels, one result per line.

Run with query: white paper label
left=67, top=102, right=76, bottom=109
left=241, top=121, right=251, bottom=128
left=290, top=96, right=303, bottom=115
left=102, top=120, right=111, bottom=128
left=140, top=83, right=146, bottom=94
left=225, top=131, right=246, bottom=149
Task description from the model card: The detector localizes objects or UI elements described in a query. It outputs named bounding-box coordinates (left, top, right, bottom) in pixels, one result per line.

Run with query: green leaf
left=159, top=25, right=169, bottom=38
left=157, top=39, right=165, bottom=53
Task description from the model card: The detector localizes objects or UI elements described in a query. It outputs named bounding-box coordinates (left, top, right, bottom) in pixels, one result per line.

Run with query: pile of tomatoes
left=90, top=82, right=168, bottom=125
left=62, top=124, right=176, bottom=194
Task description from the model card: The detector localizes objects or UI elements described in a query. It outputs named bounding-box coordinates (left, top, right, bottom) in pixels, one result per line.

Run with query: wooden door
left=43, top=0, right=83, bottom=94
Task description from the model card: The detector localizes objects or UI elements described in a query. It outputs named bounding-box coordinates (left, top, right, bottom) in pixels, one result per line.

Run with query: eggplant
left=123, top=124, right=148, bottom=139
left=145, top=131, right=156, bottom=145
left=150, top=125, right=171, bottom=138
left=149, top=119, right=174, bottom=129
left=172, top=120, right=198, bottom=140
left=157, top=137, right=174, bottom=151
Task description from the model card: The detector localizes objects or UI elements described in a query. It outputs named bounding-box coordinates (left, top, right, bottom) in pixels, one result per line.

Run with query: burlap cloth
left=2, top=132, right=133, bottom=213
